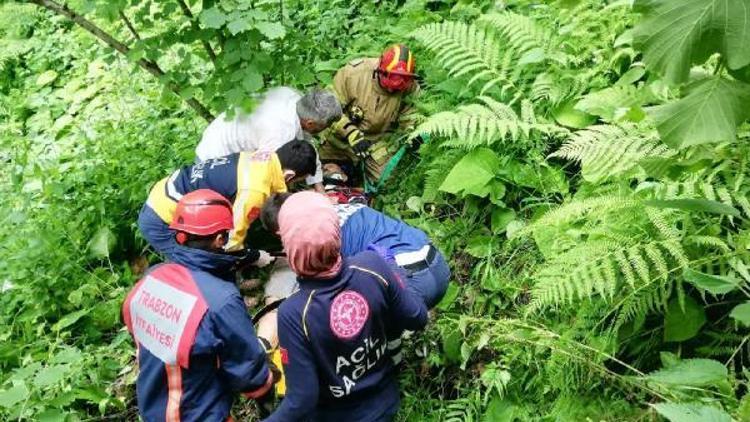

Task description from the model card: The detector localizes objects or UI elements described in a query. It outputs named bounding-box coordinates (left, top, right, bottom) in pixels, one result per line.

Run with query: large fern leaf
left=550, top=124, right=674, bottom=183
left=412, top=96, right=565, bottom=150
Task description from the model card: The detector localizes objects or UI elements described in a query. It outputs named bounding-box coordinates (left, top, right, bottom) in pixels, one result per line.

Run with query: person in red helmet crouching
left=123, top=189, right=278, bottom=422
left=264, top=192, right=428, bottom=422
left=319, top=44, right=421, bottom=187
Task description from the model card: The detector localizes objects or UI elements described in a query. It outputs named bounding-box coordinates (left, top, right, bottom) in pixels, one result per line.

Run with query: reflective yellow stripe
left=226, top=152, right=287, bottom=251
left=386, top=45, right=400, bottom=72
left=302, top=290, right=316, bottom=340
left=406, top=50, right=414, bottom=73
left=350, top=265, right=389, bottom=287
left=146, top=177, right=178, bottom=223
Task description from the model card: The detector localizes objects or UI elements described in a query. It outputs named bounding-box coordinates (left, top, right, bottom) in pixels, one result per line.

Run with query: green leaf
left=442, top=330, right=462, bottom=364
left=664, top=296, right=705, bottom=342
left=730, top=302, right=750, bottom=326
left=483, top=396, right=516, bottom=422
left=436, top=282, right=459, bottom=311
left=33, top=364, right=70, bottom=388
left=647, top=359, right=727, bottom=386
left=491, top=208, right=516, bottom=234
left=200, top=7, right=227, bottom=29
left=633, top=0, right=750, bottom=84
left=405, top=196, right=423, bottom=213
left=575, top=85, right=645, bottom=121
left=552, top=101, right=596, bottom=129
left=36, top=70, right=58, bottom=87
left=88, top=226, right=115, bottom=258
left=651, top=403, right=732, bottom=422
left=255, top=21, right=286, bottom=40
left=227, top=18, right=250, bottom=35
left=242, top=72, right=264, bottom=93
left=465, top=235, right=498, bottom=258
left=683, top=268, right=740, bottom=294
left=0, top=383, right=29, bottom=408
left=645, top=198, right=741, bottom=217
left=37, top=409, right=68, bottom=422
left=439, top=148, right=499, bottom=196
left=52, top=309, right=90, bottom=332
left=648, top=77, right=750, bottom=149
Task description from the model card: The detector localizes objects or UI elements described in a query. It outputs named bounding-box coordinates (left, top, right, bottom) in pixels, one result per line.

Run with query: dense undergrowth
left=2, top=0, right=750, bottom=420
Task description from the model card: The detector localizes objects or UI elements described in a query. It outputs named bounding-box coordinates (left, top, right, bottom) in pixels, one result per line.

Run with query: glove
left=408, top=133, right=430, bottom=152
left=346, top=129, right=371, bottom=158
left=253, top=250, right=275, bottom=268
left=351, top=138, right=372, bottom=158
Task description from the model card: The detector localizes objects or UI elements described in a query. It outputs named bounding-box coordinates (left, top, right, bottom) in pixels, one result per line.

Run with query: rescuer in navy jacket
left=264, top=192, right=428, bottom=422
left=123, top=190, right=275, bottom=422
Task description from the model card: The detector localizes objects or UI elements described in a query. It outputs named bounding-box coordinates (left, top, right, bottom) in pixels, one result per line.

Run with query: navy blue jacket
left=123, top=245, right=271, bottom=421
left=265, top=251, right=428, bottom=422
left=335, top=204, right=429, bottom=257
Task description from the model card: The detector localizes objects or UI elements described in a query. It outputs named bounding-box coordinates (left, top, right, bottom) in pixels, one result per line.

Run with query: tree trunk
left=27, top=0, right=214, bottom=122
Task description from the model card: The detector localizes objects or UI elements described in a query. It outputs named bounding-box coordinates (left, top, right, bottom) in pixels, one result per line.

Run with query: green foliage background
left=2, top=0, right=750, bottom=420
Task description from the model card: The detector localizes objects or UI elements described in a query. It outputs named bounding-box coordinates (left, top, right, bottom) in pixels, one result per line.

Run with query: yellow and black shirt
left=146, top=151, right=287, bottom=251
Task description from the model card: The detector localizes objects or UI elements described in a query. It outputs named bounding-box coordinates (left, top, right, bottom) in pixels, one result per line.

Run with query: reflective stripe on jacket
left=145, top=151, right=287, bottom=251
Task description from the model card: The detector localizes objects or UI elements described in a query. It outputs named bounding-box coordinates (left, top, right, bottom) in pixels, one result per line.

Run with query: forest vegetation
left=1, top=0, right=750, bottom=420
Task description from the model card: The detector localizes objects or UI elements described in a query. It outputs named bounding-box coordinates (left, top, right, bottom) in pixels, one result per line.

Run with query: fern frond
left=412, top=98, right=564, bottom=150
left=518, top=195, right=641, bottom=238
left=529, top=240, right=685, bottom=311
left=412, top=12, right=551, bottom=99
left=549, top=124, right=674, bottom=183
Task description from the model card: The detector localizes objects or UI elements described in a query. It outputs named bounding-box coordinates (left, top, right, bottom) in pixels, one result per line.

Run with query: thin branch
left=118, top=10, right=141, bottom=41
left=176, top=0, right=217, bottom=63
left=27, top=0, right=214, bottom=122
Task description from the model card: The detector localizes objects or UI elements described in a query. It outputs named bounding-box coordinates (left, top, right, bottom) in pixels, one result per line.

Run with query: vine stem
left=27, top=0, right=215, bottom=122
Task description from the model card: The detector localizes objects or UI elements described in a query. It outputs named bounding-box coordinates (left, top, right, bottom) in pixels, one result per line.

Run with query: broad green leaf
left=575, top=85, right=644, bottom=121
left=88, top=226, right=115, bottom=258
left=646, top=359, right=727, bottom=387
left=439, top=148, right=499, bottom=196
left=52, top=309, right=90, bottom=332
left=632, top=0, right=750, bottom=84
left=648, top=77, right=750, bottom=149
left=436, top=282, right=459, bottom=311
left=483, top=396, right=516, bottom=422
left=33, top=364, right=70, bottom=388
left=37, top=409, right=68, bottom=422
left=466, top=235, right=498, bottom=258
left=200, top=8, right=227, bottom=29
left=255, top=21, right=286, bottom=40
left=405, top=196, right=423, bottom=213
left=242, top=72, right=264, bottom=93
left=651, top=403, right=731, bottom=422
left=730, top=302, right=750, bottom=326
left=645, top=198, right=741, bottom=217
left=552, top=101, right=596, bottom=129
left=683, top=268, right=740, bottom=294
left=36, top=70, right=58, bottom=87
left=664, top=296, right=705, bottom=342
left=227, top=18, right=250, bottom=35
left=442, top=330, right=462, bottom=364
left=491, top=208, right=516, bottom=233
left=0, top=382, right=29, bottom=408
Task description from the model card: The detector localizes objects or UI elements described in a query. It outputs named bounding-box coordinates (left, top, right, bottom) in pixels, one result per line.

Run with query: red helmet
left=169, top=189, right=233, bottom=236
left=378, top=44, right=416, bottom=92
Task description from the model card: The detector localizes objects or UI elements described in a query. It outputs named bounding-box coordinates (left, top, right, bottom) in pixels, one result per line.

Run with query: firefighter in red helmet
left=319, top=44, right=421, bottom=186
left=124, top=189, right=279, bottom=422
